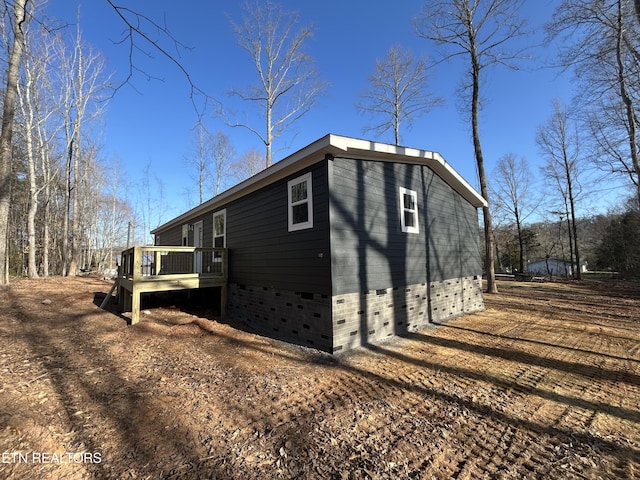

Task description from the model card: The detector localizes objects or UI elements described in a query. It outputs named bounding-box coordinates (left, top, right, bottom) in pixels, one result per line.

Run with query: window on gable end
left=288, top=172, right=313, bottom=231
left=399, top=187, right=419, bottom=234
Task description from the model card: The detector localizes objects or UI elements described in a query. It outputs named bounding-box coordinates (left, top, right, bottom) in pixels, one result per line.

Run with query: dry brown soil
left=0, top=276, right=639, bottom=479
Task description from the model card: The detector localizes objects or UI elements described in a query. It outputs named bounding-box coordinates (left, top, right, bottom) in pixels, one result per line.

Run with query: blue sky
left=43, top=0, right=627, bottom=229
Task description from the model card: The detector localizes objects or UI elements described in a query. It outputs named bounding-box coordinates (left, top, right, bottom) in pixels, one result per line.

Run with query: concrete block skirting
left=227, top=283, right=333, bottom=352
left=331, top=276, right=484, bottom=353
left=228, top=276, right=484, bottom=354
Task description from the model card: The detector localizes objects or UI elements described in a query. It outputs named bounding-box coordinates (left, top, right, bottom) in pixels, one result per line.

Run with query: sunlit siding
left=329, top=157, right=481, bottom=296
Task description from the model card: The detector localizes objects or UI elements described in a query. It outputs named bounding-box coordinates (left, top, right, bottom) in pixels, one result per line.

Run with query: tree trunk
left=394, top=107, right=400, bottom=145
left=25, top=120, right=39, bottom=279
left=516, top=216, right=524, bottom=273
left=470, top=51, right=497, bottom=293
left=69, top=143, right=80, bottom=275
left=565, top=207, right=574, bottom=278
left=19, top=54, right=40, bottom=278
left=570, top=208, right=580, bottom=279
left=109, top=172, right=118, bottom=271
left=42, top=194, right=50, bottom=277
left=37, top=102, right=52, bottom=277
left=62, top=138, right=73, bottom=276
left=266, top=101, right=272, bottom=167
left=68, top=39, right=86, bottom=277
left=0, top=0, right=28, bottom=285
left=199, top=163, right=204, bottom=204
left=566, top=177, right=581, bottom=280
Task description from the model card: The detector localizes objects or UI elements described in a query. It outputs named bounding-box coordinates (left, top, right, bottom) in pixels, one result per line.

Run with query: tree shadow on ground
left=4, top=277, right=640, bottom=478
left=10, top=294, right=236, bottom=479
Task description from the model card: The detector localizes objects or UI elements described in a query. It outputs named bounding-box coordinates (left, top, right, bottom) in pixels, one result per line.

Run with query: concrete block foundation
left=228, top=276, right=484, bottom=354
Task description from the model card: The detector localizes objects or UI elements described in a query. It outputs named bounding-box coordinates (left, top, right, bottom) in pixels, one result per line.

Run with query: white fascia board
left=152, top=134, right=486, bottom=234
left=327, top=135, right=487, bottom=208
left=151, top=135, right=337, bottom=234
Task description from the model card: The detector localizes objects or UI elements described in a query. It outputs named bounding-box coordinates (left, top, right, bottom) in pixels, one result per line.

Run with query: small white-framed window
left=181, top=224, right=189, bottom=246
left=288, top=172, right=313, bottom=232
left=213, top=209, right=226, bottom=248
left=399, top=187, right=419, bottom=234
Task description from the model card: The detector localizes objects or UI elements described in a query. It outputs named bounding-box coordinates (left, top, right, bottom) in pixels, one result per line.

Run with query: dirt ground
left=0, top=276, right=638, bottom=480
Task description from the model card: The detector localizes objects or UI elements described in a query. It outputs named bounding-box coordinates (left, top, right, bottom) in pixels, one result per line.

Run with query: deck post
left=130, top=247, right=142, bottom=324
left=221, top=249, right=228, bottom=317
left=133, top=247, right=142, bottom=282
left=131, top=285, right=141, bottom=324
left=153, top=250, right=159, bottom=275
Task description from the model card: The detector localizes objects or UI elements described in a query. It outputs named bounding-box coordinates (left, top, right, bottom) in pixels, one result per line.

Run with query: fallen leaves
left=0, top=277, right=639, bottom=479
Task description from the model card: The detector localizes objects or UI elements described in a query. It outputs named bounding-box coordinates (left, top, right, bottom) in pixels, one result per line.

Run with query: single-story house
left=528, top=257, right=587, bottom=277
left=151, top=134, right=487, bottom=353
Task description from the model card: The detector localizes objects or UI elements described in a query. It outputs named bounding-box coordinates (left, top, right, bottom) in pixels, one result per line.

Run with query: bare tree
left=93, top=157, right=128, bottom=273
left=105, top=0, right=213, bottom=111
left=548, top=0, right=640, bottom=208
left=414, top=0, right=530, bottom=294
left=211, top=130, right=235, bottom=195
left=356, top=45, right=443, bottom=145
left=184, top=124, right=236, bottom=203
left=0, top=2, right=222, bottom=282
left=0, top=0, right=29, bottom=284
left=17, top=25, right=41, bottom=278
left=16, top=11, right=66, bottom=278
left=230, top=148, right=266, bottom=184
left=184, top=121, right=213, bottom=205
left=34, top=40, right=63, bottom=278
left=490, top=153, right=539, bottom=273
left=536, top=99, right=583, bottom=279
left=76, top=151, right=130, bottom=274
left=226, top=1, right=325, bottom=167
left=137, top=162, right=168, bottom=246
left=56, top=19, right=109, bottom=276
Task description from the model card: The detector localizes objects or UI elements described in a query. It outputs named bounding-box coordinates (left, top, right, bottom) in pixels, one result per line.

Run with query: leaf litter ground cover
left=0, top=276, right=638, bottom=479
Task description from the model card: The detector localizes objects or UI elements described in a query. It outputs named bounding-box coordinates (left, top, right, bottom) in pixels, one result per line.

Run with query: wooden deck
left=117, top=246, right=228, bottom=324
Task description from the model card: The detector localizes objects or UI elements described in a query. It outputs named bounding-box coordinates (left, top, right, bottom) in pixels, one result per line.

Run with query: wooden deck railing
left=117, top=246, right=228, bottom=324
left=120, top=246, right=227, bottom=281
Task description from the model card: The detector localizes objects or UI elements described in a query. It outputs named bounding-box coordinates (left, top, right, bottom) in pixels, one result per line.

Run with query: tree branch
left=105, top=1, right=220, bottom=116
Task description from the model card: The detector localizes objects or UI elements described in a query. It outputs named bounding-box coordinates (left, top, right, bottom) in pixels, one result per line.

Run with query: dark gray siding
left=202, top=215, right=213, bottom=247
left=330, top=157, right=481, bottom=296
left=156, top=225, right=183, bottom=246
left=226, top=160, right=331, bottom=294
left=155, top=160, right=331, bottom=295
left=155, top=216, right=213, bottom=247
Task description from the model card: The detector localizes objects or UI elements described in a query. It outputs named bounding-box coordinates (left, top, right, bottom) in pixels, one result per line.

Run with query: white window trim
left=399, top=187, right=419, bottom=234
left=288, top=172, right=313, bottom=232
left=213, top=209, right=227, bottom=248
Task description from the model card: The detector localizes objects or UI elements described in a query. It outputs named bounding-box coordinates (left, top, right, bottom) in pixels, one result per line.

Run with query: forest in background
left=2, top=0, right=640, bottom=281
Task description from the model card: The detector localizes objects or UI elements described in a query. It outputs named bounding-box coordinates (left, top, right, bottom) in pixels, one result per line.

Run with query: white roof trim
left=151, top=134, right=486, bottom=234
left=326, top=135, right=486, bottom=208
